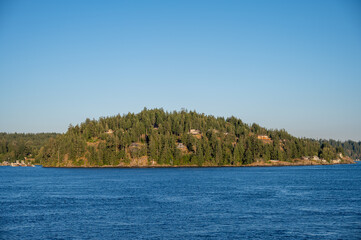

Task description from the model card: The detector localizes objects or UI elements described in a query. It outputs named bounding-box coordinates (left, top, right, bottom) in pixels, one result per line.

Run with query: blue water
left=1, top=164, right=361, bottom=240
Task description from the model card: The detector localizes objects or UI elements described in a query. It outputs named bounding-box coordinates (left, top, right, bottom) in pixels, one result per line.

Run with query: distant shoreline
left=42, top=161, right=355, bottom=169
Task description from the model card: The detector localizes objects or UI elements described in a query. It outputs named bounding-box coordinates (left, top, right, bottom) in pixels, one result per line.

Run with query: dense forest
left=0, top=133, right=58, bottom=162
left=323, top=139, right=361, bottom=160
left=34, top=108, right=349, bottom=167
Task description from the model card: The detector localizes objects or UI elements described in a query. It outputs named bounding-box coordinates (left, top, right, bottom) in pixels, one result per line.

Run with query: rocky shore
left=1, top=160, right=35, bottom=167
left=42, top=155, right=355, bottom=168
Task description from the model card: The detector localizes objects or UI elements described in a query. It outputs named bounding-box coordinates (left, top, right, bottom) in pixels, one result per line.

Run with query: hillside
left=36, top=108, right=353, bottom=167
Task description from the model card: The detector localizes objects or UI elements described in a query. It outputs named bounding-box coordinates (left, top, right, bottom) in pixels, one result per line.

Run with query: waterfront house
left=257, top=135, right=271, bottom=140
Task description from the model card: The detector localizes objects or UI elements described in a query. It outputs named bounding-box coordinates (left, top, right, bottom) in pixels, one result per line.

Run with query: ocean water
left=1, top=163, right=361, bottom=240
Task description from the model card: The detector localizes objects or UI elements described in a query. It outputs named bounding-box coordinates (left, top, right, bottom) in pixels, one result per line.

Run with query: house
left=257, top=135, right=270, bottom=140
left=176, top=143, right=187, bottom=150
left=130, top=143, right=141, bottom=148
left=189, top=129, right=201, bottom=135
left=105, top=129, right=114, bottom=134
left=312, top=156, right=320, bottom=161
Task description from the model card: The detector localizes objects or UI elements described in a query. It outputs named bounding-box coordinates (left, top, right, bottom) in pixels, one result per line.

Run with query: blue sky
left=0, top=0, right=360, bottom=141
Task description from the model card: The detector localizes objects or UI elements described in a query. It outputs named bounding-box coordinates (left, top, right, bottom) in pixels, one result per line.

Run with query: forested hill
left=322, top=140, right=361, bottom=160
left=37, top=108, right=349, bottom=167
left=0, top=133, right=59, bottom=162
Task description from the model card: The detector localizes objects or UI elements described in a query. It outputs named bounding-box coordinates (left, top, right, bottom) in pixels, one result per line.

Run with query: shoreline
left=42, top=161, right=356, bottom=169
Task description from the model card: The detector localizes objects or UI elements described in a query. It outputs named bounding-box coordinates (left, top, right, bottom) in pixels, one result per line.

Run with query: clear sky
left=0, top=0, right=360, bottom=141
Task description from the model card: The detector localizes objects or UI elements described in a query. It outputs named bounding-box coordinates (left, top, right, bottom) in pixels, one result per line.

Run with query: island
left=37, top=109, right=357, bottom=167
left=0, top=109, right=359, bottom=168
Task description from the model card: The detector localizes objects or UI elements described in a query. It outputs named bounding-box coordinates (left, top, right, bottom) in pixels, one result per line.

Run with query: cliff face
left=38, top=109, right=349, bottom=167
